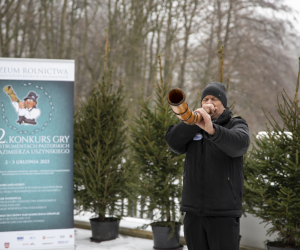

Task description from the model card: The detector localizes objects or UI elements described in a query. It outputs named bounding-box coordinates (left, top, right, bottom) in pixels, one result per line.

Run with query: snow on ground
left=74, top=212, right=186, bottom=249
left=75, top=228, right=164, bottom=250
left=74, top=212, right=185, bottom=237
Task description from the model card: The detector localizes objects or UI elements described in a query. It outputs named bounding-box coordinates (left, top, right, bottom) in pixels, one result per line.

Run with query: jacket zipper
left=200, top=136, right=205, bottom=214
left=228, top=177, right=238, bottom=201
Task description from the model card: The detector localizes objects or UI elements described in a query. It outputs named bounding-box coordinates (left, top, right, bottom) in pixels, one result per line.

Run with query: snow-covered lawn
left=74, top=212, right=186, bottom=249
left=75, top=227, right=166, bottom=250
left=74, top=212, right=185, bottom=237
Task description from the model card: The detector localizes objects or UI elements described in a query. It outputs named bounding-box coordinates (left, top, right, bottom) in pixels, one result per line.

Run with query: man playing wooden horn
left=4, top=86, right=41, bottom=125
left=165, top=82, right=250, bottom=250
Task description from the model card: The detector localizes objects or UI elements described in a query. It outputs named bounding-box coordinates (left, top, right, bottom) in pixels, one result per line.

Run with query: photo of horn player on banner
left=4, top=86, right=41, bottom=125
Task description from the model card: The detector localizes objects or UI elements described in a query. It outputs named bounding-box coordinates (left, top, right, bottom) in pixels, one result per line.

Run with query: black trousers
left=183, top=212, right=240, bottom=250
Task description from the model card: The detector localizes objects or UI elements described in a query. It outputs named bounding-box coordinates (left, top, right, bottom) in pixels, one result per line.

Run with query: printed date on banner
left=5, top=159, right=50, bottom=164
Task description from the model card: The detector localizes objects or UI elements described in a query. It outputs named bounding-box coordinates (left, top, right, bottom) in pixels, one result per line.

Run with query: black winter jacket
left=165, top=108, right=250, bottom=217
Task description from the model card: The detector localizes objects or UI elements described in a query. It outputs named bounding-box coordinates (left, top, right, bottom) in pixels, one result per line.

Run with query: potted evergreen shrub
left=243, top=57, right=300, bottom=250
left=73, top=35, right=131, bottom=242
left=129, top=56, right=185, bottom=249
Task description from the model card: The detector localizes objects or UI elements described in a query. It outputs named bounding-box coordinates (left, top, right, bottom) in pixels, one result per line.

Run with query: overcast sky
left=285, top=0, right=300, bottom=13
left=285, top=0, right=300, bottom=31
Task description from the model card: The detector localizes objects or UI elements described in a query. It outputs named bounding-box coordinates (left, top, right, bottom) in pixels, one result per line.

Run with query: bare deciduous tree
left=0, top=0, right=298, bottom=134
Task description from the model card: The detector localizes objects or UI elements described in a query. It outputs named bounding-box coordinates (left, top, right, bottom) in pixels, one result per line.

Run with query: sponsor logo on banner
left=49, top=236, right=55, bottom=238
left=60, top=235, right=65, bottom=238
left=42, top=242, right=54, bottom=245
left=70, top=234, right=73, bottom=238
left=17, top=237, right=24, bottom=241
left=58, top=241, right=69, bottom=244
left=30, top=237, right=35, bottom=240
left=30, top=243, right=35, bottom=246
left=22, top=243, right=29, bottom=246
left=4, top=243, right=9, bottom=249
left=43, top=236, right=55, bottom=239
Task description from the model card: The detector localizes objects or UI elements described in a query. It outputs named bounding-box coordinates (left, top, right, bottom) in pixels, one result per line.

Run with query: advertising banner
left=0, top=58, right=75, bottom=249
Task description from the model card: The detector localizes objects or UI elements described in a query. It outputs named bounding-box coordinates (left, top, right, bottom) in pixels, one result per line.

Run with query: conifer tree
left=243, top=58, right=300, bottom=247
left=73, top=32, right=130, bottom=222
left=129, top=56, right=185, bottom=229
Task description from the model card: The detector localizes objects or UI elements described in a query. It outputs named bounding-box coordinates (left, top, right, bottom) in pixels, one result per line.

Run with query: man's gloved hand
left=194, top=103, right=216, bottom=135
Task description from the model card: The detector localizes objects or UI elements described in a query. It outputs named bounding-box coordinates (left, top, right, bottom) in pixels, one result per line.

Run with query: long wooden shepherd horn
left=4, top=85, right=20, bottom=102
left=167, top=88, right=210, bottom=125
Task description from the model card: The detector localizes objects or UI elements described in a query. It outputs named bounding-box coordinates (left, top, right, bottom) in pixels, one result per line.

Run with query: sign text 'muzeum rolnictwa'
left=0, top=67, right=68, bottom=75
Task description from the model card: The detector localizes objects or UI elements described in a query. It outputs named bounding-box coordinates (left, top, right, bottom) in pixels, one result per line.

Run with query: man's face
left=24, top=99, right=36, bottom=109
left=201, top=95, right=225, bottom=120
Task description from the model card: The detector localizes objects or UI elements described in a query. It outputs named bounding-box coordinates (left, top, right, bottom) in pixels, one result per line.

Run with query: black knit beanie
left=201, top=82, right=227, bottom=108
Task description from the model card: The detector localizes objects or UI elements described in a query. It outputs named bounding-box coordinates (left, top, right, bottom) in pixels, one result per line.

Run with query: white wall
left=240, top=212, right=278, bottom=249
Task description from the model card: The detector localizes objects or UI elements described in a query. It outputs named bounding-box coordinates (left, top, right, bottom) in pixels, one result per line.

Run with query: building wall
left=240, top=213, right=278, bottom=249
